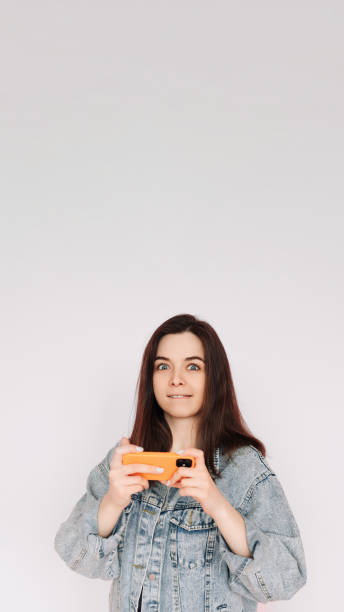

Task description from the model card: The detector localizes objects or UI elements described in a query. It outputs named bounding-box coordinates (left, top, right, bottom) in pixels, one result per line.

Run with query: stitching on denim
left=71, top=546, right=87, bottom=570
left=232, top=557, right=251, bottom=583
left=238, top=472, right=275, bottom=512
left=98, top=536, right=105, bottom=559
left=215, top=447, right=220, bottom=471
left=256, top=471, right=273, bottom=485
left=97, top=462, right=108, bottom=478
left=248, top=446, right=275, bottom=475
left=255, top=570, right=273, bottom=600
left=178, top=522, right=216, bottom=531
left=143, top=508, right=156, bottom=515
left=132, top=493, right=203, bottom=511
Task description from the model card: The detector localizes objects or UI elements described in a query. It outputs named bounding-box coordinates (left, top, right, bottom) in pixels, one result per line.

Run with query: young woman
left=54, top=313, right=307, bottom=611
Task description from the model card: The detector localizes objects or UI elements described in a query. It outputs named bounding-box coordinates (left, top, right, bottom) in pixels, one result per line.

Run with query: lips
left=167, top=395, right=192, bottom=397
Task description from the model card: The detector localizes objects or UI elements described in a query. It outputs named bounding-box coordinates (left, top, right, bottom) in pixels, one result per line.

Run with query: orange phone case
left=122, top=451, right=195, bottom=480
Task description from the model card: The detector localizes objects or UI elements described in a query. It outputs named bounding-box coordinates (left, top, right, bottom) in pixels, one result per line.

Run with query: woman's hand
left=161, top=447, right=225, bottom=518
left=108, top=437, right=163, bottom=510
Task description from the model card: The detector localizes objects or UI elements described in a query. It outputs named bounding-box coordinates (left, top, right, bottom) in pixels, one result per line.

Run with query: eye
left=155, top=363, right=200, bottom=371
left=188, top=363, right=200, bottom=370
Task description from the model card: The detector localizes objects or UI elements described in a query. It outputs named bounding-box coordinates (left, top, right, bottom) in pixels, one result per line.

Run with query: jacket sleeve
left=54, top=442, right=128, bottom=580
left=218, top=472, right=307, bottom=603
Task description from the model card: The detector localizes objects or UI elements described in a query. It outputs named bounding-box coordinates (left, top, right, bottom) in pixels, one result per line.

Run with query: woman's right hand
left=107, top=436, right=162, bottom=510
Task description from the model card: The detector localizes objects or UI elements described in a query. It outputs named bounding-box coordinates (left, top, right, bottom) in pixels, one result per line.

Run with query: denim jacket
left=54, top=440, right=307, bottom=611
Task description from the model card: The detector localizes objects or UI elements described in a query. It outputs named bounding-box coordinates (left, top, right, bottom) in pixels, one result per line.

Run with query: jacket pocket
left=169, top=506, right=217, bottom=570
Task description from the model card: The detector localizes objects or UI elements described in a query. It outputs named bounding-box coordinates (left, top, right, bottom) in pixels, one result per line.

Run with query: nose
left=169, top=371, right=186, bottom=386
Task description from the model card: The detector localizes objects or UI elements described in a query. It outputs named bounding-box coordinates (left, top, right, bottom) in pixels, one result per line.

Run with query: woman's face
left=152, top=331, right=206, bottom=420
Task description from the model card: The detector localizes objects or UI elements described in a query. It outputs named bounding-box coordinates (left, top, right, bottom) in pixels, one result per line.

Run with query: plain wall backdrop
left=1, top=1, right=343, bottom=610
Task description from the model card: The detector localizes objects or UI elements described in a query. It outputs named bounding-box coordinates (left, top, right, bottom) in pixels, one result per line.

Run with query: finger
left=169, top=481, right=182, bottom=488
left=118, top=436, right=143, bottom=452
left=124, top=464, right=165, bottom=475
left=169, top=466, right=182, bottom=484
left=119, top=436, right=139, bottom=449
left=141, top=477, right=149, bottom=489
left=174, top=466, right=195, bottom=476
left=168, top=474, right=184, bottom=488
left=169, top=466, right=195, bottom=486
left=111, top=442, right=145, bottom=467
left=170, top=473, right=202, bottom=488
left=177, top=448, right=205, bottom=468
left=124, top=476, right=149, bottom=488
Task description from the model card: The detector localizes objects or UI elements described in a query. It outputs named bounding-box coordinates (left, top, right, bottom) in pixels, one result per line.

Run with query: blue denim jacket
left=54, top=440, right=307, bottom=611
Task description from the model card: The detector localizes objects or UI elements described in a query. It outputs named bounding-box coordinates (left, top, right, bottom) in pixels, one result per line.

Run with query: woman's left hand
left=161, top=447, right=225, bottom=518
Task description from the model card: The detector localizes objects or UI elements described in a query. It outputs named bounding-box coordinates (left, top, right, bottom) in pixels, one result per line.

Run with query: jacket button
left=148, top=574, right=155, bottom=580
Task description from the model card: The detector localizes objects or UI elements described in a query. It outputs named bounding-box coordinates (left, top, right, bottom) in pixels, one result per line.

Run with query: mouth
left=167, top=395, right=192, bottom=399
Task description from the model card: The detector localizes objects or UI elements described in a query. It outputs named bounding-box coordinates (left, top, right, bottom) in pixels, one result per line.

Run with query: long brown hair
left=129, top=313, right=266, bottom=485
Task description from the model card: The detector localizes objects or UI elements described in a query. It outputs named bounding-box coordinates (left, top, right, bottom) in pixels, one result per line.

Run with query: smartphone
left=122, top=451, right=195, bottom=480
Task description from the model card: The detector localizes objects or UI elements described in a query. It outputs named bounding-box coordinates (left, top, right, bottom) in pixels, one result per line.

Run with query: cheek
left=196, top=376, right=206, bottom=391
left=152, top=377, right=163, bottom=394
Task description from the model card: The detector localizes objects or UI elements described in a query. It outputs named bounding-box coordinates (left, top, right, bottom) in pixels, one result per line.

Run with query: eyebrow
left=154, top=355, right=205, bottom=363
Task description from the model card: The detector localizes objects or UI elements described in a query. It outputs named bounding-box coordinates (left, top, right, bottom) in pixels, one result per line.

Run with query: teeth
left=170, top=395, right=188, bottom=397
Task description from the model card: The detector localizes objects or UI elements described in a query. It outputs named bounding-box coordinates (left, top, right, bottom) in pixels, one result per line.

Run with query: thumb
left=120, top=436, right=130, bottom=446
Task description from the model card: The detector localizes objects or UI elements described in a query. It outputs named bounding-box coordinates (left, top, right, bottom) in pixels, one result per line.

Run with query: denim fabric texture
left=54, top=440, right=307, bottom=611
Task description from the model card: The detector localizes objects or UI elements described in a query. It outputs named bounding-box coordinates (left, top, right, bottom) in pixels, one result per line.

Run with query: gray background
left=1, top=1, right=343, bottom=610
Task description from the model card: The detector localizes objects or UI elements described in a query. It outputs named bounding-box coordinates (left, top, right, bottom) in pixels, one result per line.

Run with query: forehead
left=156, top=331, right=204, bottom=357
